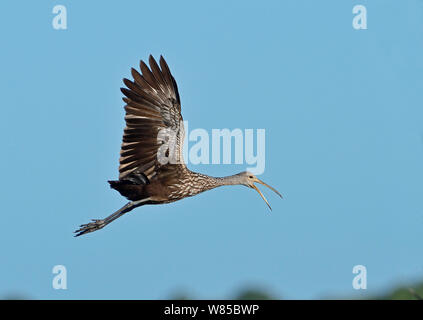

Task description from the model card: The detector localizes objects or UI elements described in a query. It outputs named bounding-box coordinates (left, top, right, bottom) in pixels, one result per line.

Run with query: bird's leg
left=74, top=199, right=150, bottom=237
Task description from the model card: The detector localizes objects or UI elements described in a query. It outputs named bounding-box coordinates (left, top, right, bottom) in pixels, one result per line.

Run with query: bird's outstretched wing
left=119, top=55, right=185, bottom=182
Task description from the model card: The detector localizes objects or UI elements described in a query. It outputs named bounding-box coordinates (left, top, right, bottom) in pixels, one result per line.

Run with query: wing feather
left=118, top=55, right=185, bottom=181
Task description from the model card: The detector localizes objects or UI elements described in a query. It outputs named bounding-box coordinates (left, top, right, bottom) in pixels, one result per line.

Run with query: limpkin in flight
left=75, top=55, right=281, bottom=237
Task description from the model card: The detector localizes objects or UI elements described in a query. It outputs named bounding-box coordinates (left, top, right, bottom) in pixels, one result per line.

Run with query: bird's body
left=109, top=166, right=223, bottom=203
left=75, top=55, right=281, bottom=237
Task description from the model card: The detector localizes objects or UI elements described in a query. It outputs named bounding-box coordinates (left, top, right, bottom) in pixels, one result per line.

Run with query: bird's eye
left=249, top=176, right=253, bottom=179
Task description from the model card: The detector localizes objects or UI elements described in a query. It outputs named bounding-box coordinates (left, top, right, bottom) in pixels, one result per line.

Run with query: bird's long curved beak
left=252, top=178, right=282, bottom=211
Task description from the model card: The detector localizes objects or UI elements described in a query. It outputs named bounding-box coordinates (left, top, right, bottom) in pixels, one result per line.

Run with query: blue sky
left=0, top=0, right=422, bottom=299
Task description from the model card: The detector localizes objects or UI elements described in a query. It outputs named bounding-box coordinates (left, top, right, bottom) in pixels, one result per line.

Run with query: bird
left=74, top=55, right=282, bottom=237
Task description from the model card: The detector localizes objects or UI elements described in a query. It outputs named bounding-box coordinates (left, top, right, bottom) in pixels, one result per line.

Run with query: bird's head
left=236, top=171, right=282, bottom=210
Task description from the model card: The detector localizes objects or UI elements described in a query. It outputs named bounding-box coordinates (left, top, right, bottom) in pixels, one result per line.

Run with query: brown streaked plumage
left=74, top=55, right=281, bottom=237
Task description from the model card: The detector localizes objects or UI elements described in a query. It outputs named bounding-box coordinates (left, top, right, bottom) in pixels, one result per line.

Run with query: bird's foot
left=74, top=219, right=107, bottom=237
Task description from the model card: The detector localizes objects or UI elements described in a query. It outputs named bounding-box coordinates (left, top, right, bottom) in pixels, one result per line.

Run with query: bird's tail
left=108, top=179, right=147, bottom=201
left=108, top=180, right=122, bottom=189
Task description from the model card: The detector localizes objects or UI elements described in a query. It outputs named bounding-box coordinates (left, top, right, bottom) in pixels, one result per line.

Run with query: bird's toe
left=74, top=219, right=106, bottom=237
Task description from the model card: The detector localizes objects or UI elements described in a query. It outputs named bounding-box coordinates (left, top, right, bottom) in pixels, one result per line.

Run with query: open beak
left=252, top=178, right=282, bottom=211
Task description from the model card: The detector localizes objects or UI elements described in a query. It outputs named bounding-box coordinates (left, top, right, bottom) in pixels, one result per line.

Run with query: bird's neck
left=189, top=171, right=241, bottom=188
left=214, top=175, right=242, bottom=186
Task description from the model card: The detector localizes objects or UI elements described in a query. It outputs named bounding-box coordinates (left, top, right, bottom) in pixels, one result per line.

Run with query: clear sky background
left=0, top=0, right=422, bottom=299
